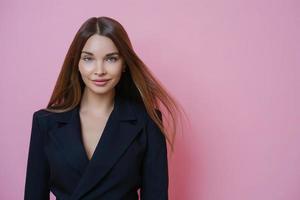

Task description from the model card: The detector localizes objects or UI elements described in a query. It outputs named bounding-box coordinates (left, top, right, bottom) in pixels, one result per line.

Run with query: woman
left=25, top=16, right=185, bottom=200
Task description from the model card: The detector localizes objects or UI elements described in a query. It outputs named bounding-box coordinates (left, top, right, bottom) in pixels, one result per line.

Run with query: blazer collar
left=53, top=92, right=137, bottom=124
left=47, top=93, right=145, bottom=199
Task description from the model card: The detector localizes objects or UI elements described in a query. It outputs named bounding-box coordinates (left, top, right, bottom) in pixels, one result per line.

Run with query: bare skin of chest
left=79, top=112, right=110, bottom=161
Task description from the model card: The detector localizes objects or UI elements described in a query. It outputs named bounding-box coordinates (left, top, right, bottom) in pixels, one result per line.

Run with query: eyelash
left=82, top=57, right=118, bottom=62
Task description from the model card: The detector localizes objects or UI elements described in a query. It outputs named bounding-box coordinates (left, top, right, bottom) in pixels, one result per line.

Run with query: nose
left=94, top=61, right=106, bottom=75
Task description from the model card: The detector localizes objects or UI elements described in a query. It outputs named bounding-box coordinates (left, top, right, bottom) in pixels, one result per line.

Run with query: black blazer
left=24, top=94, right=168, bottom=200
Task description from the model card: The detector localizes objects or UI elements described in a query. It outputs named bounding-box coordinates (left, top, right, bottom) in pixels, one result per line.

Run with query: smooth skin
left=78, top=34, right=126, bottom=160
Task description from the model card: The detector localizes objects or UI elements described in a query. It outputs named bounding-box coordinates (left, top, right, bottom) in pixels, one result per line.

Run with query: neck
left=79, top=87, right=115, bottom=116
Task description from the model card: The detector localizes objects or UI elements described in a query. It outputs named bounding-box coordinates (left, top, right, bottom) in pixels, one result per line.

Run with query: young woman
left=25, top=16, right=185, bottom=200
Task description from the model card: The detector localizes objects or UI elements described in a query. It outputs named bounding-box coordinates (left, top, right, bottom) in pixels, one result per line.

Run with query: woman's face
left=78, top=34, right=125, bottom=96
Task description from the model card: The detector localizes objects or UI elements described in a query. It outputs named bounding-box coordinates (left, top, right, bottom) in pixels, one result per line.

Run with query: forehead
left=81, top=34, right=119, bottom=56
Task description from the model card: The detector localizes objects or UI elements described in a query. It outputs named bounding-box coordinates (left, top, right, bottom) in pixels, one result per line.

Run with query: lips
left=92, top=79, right=110, bottom=86
left=93, top=79, right=110, bottom=82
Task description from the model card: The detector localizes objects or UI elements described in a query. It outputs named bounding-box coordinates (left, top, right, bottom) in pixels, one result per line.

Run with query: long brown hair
left=44, top=16, right=187, bottom=153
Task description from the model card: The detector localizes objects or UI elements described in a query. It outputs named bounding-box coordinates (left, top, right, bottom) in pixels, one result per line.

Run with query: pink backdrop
left=1, top=0, right=299, bottom=199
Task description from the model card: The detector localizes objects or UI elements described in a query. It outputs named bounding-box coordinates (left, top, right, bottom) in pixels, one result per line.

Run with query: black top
left=24, top=93, right=168, bottom=200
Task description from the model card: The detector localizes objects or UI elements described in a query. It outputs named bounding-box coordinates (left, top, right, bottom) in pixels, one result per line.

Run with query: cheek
left=78, top=62, right=93, bottom=76
left=110, top=67, right=123, bottom=76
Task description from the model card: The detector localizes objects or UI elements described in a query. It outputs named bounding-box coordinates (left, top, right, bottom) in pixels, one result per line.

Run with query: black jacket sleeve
left=24, top=111, right=50, bottom=200
left=140, top=110, right=169, bottom=200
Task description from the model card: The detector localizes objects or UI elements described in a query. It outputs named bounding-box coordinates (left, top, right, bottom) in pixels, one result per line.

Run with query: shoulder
left=31, top=108, right=54, bottom=131
left=32, top=108, right=57, bottom=123
left=129, top=100, right=162, bottom=124
left=33, top=107, right=74, bottom=120
left=135, top=103, right=163, bottom=135
left=33, top=108, right=52, bottom=117
left=31, top=107, right=73, bottom=131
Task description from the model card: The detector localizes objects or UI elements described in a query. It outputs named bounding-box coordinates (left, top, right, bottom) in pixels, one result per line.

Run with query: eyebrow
left=81, top=51, right=119, bottom=57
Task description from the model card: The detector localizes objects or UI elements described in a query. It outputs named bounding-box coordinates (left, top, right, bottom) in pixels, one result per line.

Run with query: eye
left=106, top=57, right=118, bottom=63
left=82, top=57, right=93, bottom=62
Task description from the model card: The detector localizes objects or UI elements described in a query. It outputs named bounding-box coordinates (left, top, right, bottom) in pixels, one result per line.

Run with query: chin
left=89, top=84, right=115, bottom=94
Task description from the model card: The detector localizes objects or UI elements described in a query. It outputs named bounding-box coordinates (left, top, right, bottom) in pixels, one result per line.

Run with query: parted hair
left=43, top=16, right=187, bottom=153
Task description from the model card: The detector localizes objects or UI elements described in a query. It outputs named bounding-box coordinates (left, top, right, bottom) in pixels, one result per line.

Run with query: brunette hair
left=44, top=16, right=187, bottom=153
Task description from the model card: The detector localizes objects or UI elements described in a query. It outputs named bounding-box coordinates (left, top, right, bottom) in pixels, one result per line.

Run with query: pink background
left=1, top=0, right=299, bottom=199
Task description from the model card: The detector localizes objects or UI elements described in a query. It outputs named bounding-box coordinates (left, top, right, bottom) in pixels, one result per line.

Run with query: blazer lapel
left=48, top=105, right=89, bottom=176
left=48, top=93, right=145, bottom=200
